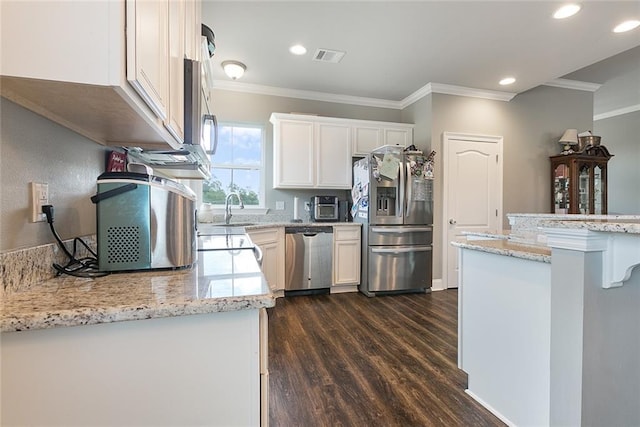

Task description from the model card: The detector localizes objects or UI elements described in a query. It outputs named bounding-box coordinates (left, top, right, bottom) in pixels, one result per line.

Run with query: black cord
left=42, top=205, right=109, bottom=278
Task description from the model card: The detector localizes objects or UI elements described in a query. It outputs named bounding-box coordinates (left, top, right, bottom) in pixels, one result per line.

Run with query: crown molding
left=211, top=80, right=402, bottom=109
left=401, top=82, right=516, bottom=108
left=213, top=80, right=518, bottom=110
left=544, top=78, right=602, bottom=92
left=594, top=103, right=640, bottom=121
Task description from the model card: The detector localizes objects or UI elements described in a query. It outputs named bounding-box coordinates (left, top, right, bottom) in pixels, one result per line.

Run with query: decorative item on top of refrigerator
left=352, top=145, right=435, bottom=225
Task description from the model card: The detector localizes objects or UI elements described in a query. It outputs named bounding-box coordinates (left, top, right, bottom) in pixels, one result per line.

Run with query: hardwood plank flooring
left=268, top=290, right=505, bottom=427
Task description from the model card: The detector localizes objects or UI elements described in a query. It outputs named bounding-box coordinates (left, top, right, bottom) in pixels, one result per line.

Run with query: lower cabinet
left=332, top=225, right=361, bottom=293
left=248, top=227, right=285, bottom=295
left=1, top=310, right=265, bottom=426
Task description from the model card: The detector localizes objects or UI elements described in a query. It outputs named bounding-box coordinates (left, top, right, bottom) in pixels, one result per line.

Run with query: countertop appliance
left=92, top=172, right=197, bottom=272
left=284, top=225, right=333, bottom=293
left=353, top=145, right=434, bottom=296
left=310, top=196, right=339, bottom=222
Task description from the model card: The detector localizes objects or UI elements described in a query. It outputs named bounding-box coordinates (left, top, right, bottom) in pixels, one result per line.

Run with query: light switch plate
left=275, top=201, right=285, bottom=210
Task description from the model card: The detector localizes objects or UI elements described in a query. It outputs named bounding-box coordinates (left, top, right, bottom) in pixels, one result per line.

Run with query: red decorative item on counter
left=106, top=151, right=127, bottom=172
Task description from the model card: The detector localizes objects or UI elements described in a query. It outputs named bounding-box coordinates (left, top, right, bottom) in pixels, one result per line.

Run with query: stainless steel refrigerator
left=352, top=145, right=434, bottom=296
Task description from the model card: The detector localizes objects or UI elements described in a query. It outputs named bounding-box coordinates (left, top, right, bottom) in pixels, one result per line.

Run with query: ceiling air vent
left=313, top=48, right=345, bottom=63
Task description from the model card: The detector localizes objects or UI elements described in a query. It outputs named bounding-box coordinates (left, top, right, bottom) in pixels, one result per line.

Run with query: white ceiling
left=202, top=1, right=640, bottom=113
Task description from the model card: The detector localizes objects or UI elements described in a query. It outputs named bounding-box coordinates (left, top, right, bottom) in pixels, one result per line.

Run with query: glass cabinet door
left=553, top=164, right=570, bottom=214
left=578, top=164, right=590, bottom=214
left=594, top=165, right=603, bottom=214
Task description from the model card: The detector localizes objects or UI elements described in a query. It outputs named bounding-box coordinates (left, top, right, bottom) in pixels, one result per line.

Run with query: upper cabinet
left=0, top=0, right=201, bottom=150
left=271, top=114, right=352, bottom=189
left=270, top=113, right=413, bottom=189
left=352, top=123, right=413, bottom=156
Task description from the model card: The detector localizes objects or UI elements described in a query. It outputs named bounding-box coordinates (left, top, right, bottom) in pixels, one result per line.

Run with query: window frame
left=205, top=121, right=266, bottom=209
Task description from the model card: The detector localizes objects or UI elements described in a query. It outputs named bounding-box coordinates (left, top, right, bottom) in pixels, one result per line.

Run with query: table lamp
left=559, top=129, right=578, bottom=154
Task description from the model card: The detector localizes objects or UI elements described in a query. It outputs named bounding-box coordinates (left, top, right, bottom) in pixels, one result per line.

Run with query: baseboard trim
left=431, top=278, right=445, bottom=291
left=465, top=389, right=515, bottom=427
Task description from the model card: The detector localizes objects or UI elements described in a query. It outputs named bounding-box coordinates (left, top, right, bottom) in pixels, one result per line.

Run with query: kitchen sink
left=198, top=223, right=256, bottom=236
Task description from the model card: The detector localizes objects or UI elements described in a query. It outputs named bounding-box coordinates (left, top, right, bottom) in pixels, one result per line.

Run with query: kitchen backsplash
left=0, top=236, right=96, bottom=298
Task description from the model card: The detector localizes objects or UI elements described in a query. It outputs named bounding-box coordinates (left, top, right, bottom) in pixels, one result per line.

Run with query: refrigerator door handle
left=405, top=160, right=412, bottom=218
left=371, top=246, right=432, bottom=254
left=370, top=226, right=433, bottom=233
left=398, top=157, right=404, bottom=219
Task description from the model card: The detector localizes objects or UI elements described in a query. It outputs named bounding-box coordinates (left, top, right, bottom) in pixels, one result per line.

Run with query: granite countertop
left=451, top=238, right=551, bottom=263
left=1, top=244, right=274, bottom=333
left=539, top=218, right=640, bottom=234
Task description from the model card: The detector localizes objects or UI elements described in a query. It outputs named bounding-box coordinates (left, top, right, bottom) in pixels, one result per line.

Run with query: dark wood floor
left=267, top=290, right=505, bottom=427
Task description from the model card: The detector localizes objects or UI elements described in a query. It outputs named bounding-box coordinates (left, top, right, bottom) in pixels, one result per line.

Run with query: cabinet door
left=126, top=0, right=169, bottom=121
left=316, top=122, right=352, bottom=189
left=333, top=240, right=361, bottom=285
left=352, top=126, right=382, bottom=156
left=165, top=0, right=185, bottom=142
left=248, top=228, right=285, bottom=292
left=273, top=120, right=314, bottom=188
left=183, top=0, right=200, bottom=61
left=333, top=226, right=361, bottom=286
left=384, top=127, right=412, bottom=147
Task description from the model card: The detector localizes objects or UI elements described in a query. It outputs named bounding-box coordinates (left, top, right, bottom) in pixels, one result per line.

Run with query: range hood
left=125, top=144, right=211, bottom=180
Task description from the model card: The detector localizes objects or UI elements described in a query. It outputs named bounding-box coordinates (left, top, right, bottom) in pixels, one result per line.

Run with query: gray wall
left=211, top=89, right=404, bottom=220
left=594, top=110, right=640, bottom=214
left=0, top=99, right=107, bottom=252
left=422, top=86, right=594, bottom=279
left=401, top=94, right=432, bottom=152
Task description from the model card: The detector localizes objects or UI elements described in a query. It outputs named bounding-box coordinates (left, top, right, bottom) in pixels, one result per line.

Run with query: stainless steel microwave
left=184, top=57, right=217, bottom=154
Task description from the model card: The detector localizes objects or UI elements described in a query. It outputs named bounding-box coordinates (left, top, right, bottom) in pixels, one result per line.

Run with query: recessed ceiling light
left=499, top=77, right=516, bottom=86
left=289, top=44, right=307, bottom=55
left=613, top=20, right=640, bottom=33
left=553, top=4, right=581, bottom=19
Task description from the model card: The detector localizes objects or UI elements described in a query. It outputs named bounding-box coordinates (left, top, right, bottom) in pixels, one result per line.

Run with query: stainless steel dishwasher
left=284, top=226, right=333, bottom=293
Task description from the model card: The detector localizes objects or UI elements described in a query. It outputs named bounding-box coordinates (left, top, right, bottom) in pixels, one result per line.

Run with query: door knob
left=449, top=219, right=457, bottom=225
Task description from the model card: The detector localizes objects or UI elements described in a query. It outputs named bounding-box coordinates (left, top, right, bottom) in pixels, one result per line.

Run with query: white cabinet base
left=1, top=311, right=262, bottom=427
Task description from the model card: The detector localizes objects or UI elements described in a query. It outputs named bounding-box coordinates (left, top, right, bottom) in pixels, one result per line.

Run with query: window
left=203, top=123, right=264, bottom=207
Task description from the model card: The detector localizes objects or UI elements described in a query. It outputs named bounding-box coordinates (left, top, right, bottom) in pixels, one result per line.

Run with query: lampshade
left=559, top=129, right=578, bottom=153
left=221, top=60, right=246, bottom=80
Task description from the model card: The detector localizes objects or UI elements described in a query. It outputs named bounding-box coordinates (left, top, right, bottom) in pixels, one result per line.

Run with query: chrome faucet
left=224, top=192, right=244, bottom=224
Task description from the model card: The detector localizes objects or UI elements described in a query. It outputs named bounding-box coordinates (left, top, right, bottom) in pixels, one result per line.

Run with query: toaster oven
left=310, top=196, right=339, bottom=222
left=92, top=172, right=197, bottom=272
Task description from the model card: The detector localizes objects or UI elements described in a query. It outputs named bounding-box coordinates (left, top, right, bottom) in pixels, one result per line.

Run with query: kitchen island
left=1, top=233, right=274, bottom=426
left=454, top=215, right=640, bottom=427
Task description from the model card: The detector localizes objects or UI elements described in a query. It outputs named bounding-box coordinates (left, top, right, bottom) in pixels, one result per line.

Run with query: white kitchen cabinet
left=332, top=225, right=361, bottom=292
left=316, top=122, right=352, bottom=188
left=272, top=117, right=315, bottom=188
left=126, top=0, right=169, bottom=121
left=184, top=0, right=201, bottom=62
left=0, top=0, right=200, bottom=150
left=352, top=123, right=414, bottom=156
left=1, top=310, right=265, bottom=426
left=248, top=227, right=285, bottom=296
left=271, top=113, right=352, bottom=189
left=166, top=0, right=185, bottom=142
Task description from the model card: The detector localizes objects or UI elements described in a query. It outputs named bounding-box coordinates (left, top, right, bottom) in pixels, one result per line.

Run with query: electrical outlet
left=304, top=201, right=311, bottom=211
left=30, top=182, right=49, bottom=223
left=275, top=201, right=285, bottom=210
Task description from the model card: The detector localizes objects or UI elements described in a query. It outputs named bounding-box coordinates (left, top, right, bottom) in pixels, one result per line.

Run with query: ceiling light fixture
left=289, top=44, right=307, bottom=55
left=499, top=77, right=516, bottom=86
left=613, top=19, right=640, bottom=33
left=553, top=4, right=581, bottom=19
left=221, top=60, right=246, bottom=80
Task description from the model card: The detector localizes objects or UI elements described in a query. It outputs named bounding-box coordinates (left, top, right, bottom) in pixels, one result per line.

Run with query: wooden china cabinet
left=550, top=146, right=613, bottom=214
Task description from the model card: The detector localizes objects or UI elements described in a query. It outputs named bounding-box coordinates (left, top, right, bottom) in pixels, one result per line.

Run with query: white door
left=443, top=132, right=503, bottom=288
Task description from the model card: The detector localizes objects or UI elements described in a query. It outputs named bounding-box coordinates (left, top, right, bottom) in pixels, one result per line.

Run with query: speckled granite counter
left=2, top=245, right=274, bottom=333
left=452, top=238, right=551, bottom=263
left=540, top=218, right=640, bottom=234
